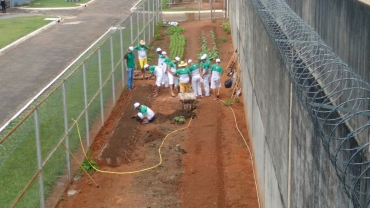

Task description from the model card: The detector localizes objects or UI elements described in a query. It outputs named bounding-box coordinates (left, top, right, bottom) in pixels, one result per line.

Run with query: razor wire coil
left=251, top=0, right=370, bottom=207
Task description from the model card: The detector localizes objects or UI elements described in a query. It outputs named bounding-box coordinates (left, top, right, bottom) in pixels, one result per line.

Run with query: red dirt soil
left=56, top=19, right=259, bottom=208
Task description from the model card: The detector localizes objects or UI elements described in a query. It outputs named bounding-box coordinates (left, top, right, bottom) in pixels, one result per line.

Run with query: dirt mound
left=142, top=128, right=166, bottom=143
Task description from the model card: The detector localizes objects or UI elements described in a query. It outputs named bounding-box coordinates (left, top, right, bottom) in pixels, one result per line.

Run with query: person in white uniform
left=167, top=57, right=180, bottom=97
left=134, top=102, right=155, bottom=124
left=161, top=51, right=169, bottom=88
left=210, top=58, right=224, bottom=100
left=188, top=59, right=203, bottom=98
left=144, top=64, right=163, bottom=97
left=200, top=54, right=211, bottom=97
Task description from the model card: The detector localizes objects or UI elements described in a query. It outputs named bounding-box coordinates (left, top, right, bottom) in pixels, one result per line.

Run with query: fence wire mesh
left=251, top=0, right=370, bottom=207
left=0, top=0, right=161, bottom=207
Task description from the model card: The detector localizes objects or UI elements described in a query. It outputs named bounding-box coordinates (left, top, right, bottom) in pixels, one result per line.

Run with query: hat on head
left=144, top=64, right=149, bottom=69
left=178, top=61, right=188, bottom=67
left=187, top=59, right=192, bottom=64
left=216, top=58, right=221, bottom=63
left=174, top=57, right=180, bottom=62
left=129, top=46, right=134, bottom=51
left=134, top=102, right=140, bottom=109
left=162, top=51, right=167, bottom=55
left=156, top=47, right=162, bottom=52
left=203, top=54, right=208, bottom=58
left=139, top=40, right=145, bottom=45
left=200, top=54, right=207, bottom=60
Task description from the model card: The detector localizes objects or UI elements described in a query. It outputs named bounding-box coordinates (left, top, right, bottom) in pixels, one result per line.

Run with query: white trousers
left=202, top=74, right=210, bottom=96
left=168, top=72, right=178, bottom=87
left=192, top=75, right=202, bottom=96
left=161, top=65, right=169, bottom=87
left=211, top=77, right=221, bottom=89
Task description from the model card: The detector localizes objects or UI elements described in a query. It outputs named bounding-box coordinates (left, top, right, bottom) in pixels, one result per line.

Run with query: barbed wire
left=251, top=0, right=370, bottom=207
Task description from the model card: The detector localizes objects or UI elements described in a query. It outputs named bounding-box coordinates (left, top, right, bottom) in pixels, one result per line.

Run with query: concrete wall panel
left=228, top=0, right=367, bottom=207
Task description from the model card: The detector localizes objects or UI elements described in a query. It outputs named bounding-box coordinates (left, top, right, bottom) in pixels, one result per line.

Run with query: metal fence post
left=136, top=10, right=140, bottom=42
left=143, top=6, right=146, bottom=41
left=148, top=0, right=151, bottom=43
left=152, top=0, right=155, bottom=35
left=82, top=63, right=90, bottom=147
left=62, top=83, right=71, bottom=181
left=120, top=27, right=125, bottom=86
left=156, top=0, right=159, bottom=23
left=34, top=109, right=45, bottom=208
left=110, top=37, right=116, bottom=104
left=98, top=49, right=104, bottom=125
left=130, top=15, right=133, bottom=44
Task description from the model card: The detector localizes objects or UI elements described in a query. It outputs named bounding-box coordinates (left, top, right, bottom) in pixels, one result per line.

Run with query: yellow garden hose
left=74, top=117, right=193, bottom=175
left=217, top=99, right=261, bottom=208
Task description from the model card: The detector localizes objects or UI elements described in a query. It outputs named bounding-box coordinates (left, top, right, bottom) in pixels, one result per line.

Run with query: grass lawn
left=24, top=0, right=89, bottom=8
left=0, top=16, right=53, bottom=49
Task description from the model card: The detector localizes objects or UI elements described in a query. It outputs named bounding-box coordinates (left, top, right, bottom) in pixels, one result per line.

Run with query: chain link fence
left=0, top=0, right=162, bottom=207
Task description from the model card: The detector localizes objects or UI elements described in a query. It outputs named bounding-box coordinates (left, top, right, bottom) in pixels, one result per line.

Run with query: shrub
left=154, top=33, right=162, bottom=40
left=155, top=22, right=164, bottom=34
left=219, top=36, right=227, bottom=43
left=221, top=22, right=231, bottom=34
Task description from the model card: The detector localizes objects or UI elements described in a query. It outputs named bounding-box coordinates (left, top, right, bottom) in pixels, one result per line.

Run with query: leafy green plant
left=219, top=36, right=227, bottom=43
left=154, top=33, right=162, bottom=40
left=198, top=30, right=219, bottom=60
left=221, top=22, right=231, bottom=34
left=166, top=26, right=185, bottom=35
left=80, top=154, right=98, bottom=173
left=173, top=116, right=186, bottom=124
left=155, top=22, right=164, bottom=34
left=169, top=34, right=186, bottom=60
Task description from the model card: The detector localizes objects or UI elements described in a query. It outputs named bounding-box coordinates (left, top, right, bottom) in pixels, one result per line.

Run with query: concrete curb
left=162, top=9, right=223, bottom=14
left=0, top=16, right=61, bottom=54
left=16, top=0, right=94, bottom=10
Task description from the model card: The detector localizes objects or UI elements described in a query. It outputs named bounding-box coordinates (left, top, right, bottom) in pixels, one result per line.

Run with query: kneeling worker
left=133, top=102, right=155, bottom=124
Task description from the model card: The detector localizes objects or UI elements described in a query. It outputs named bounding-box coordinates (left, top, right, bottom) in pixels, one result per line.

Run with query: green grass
left=0, top=21, right=135, bottom=208
left=24, top=0, right=89, bottom=8
left=0, top=16, right=53, bottom=49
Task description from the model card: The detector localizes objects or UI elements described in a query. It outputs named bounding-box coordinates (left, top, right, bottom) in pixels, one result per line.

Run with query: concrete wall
left=285, top=0, right=370, bottom=85
left=228, top=0, right=358, bottom=207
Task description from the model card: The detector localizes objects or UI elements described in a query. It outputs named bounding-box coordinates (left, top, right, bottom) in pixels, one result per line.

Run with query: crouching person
left=133, top=102, right=155, bottom=124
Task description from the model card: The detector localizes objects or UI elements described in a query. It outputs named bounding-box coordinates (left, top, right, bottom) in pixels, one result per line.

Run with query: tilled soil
left=56, top=19, right=259, bottom=208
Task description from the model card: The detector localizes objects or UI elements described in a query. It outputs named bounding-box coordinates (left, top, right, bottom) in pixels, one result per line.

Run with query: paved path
left=0, top=0, right=138, bottom=127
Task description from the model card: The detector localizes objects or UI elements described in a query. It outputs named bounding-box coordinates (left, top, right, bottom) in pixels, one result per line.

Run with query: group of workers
left=125, top=39, right=225, bottom=124
left=124, top=39, right=224, bottom=100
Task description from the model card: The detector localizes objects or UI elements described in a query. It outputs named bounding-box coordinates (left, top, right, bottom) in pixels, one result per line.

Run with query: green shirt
left=200, top=59, right=211, bottom=71
left=134, top=44, right=148, bottom=59
left=139, top=105, right=148, bottom=116
left=175, top=67, right=191, bottom=83
left=210, top=64, right=223, bottom=79
left=189, top=63, right=200, bottom=76
left=149, top=65, right=156, bottom=73
left=189, top=63, right=200, bottom=72
left=167, top=61, right=177, bottom=72
left=124, top=52, right=135, bottom=68
left=164, top=57, right=171, bottom=64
